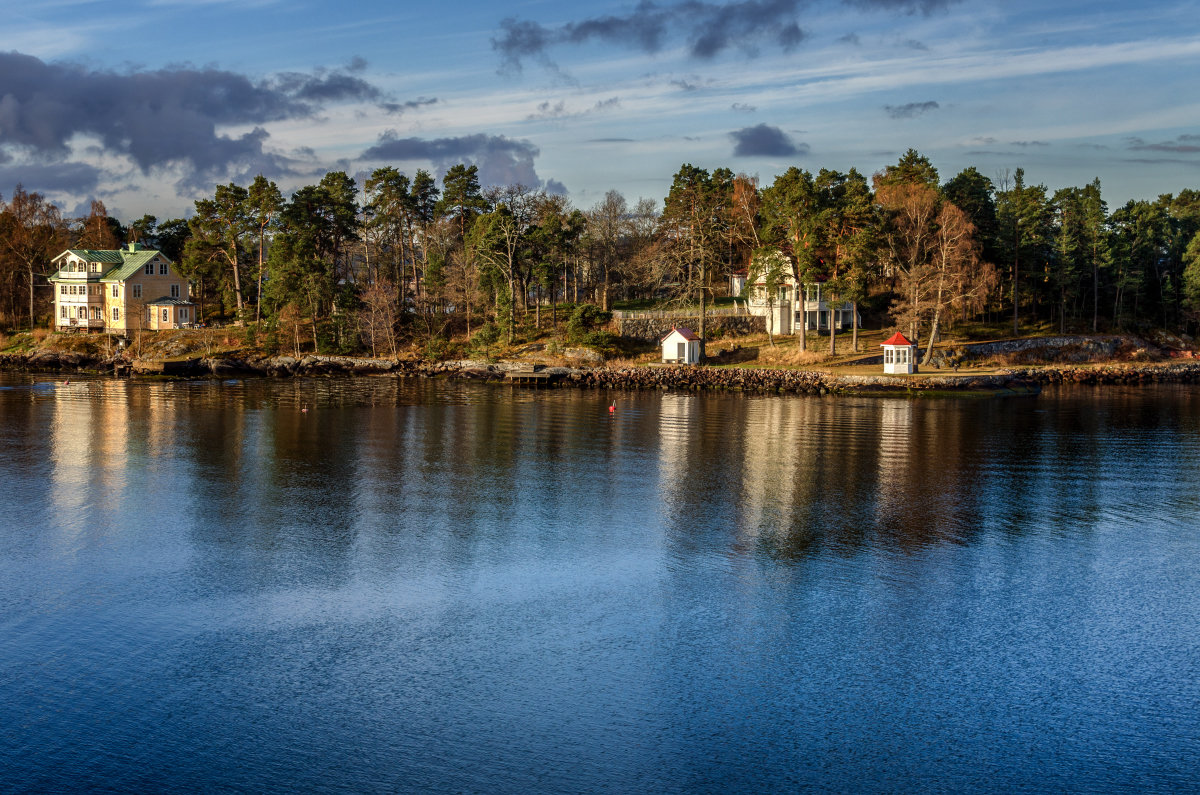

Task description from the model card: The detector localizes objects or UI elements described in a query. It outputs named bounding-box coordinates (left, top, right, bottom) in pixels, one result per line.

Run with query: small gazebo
left=881, top=331, right=917, bottom=374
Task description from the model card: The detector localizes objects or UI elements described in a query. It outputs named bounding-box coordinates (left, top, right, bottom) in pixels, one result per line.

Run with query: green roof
left=65, top=249, right=126, bottom=264
left=99, top=248, right=163, bottom=282
left=48, top=245, right=171, bottom=283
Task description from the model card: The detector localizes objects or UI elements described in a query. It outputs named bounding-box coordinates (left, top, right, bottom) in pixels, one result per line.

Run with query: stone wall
left=616, top=314, right=764, bottom=343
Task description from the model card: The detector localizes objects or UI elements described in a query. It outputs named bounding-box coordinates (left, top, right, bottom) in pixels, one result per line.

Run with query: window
left=144, top=262, right=154, bottom=275
left=180, top=308, right=189, bottom=322
left=170, top=284, right=180, bottom=298
left=132, top=284, right=142, bottom=299
left=92, top=307, right=101, bottom=321
left=60, top=285, right=66, bottom=296
left=112, top=307, right=120, bottom=321
left=60, top=306, right=67, bottom=319
left=111, top=285, right=119, bottom=298
left=159, top=262, right=168, bottom=275
left=90, top=263, right=100, bottom=273
left=77, top=306, right=87, bottom=319
left=162, top=308, right=169, bottom=323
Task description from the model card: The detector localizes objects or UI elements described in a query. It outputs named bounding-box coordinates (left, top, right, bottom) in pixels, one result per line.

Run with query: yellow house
left=48, top=244, right=194, bottom=334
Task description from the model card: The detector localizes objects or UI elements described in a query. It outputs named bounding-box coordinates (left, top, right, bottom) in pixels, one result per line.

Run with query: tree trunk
left=923, top=308, right=942, bottom=366
left=256, top=230, right=266, bottom=325
left=829, top=305, right=836, bottom=356
left=851, top=301, right=859, bottom=353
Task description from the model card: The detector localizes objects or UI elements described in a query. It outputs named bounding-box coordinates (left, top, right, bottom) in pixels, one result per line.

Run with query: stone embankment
left=566, top=366, right=1039, bottom=394
left=6, top=347, right=1200, bottom=394
left=616, top=315, right=763, bottom=342
left=1007, top=362, right=1200, bottom=385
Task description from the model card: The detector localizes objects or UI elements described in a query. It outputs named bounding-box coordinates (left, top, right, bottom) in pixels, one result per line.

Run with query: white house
left=744, top=250, right=797, bottom=336
left=744, top=249, right=860, bottom=335
left=48, top=243, right=194, bottom=334
left=661, top=327, right=702, bottom=364
left=881, top=331, right=918, bottom=374
left=801, top=281, right=858, bottom=332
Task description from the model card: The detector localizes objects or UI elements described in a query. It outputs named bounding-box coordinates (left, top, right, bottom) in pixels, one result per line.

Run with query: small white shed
left=662, top=327, right=702, bottom=364
left=881, top=331, right=917, bottom=374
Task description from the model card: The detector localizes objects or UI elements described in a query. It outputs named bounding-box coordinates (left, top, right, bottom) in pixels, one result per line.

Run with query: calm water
left=2, top=373, right=1199, bottom=793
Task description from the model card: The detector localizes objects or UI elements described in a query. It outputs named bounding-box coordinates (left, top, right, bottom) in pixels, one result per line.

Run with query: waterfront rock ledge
left=5, top=348, right=1200, bottom=393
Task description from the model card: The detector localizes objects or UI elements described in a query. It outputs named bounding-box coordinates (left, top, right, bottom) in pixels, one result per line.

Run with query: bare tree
left=0, top=185, right=68, bottom=327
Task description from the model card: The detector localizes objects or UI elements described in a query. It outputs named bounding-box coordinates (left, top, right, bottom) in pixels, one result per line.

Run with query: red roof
left=663, top=326, right=701, bottom=341
left=881, top=332, right=913, bottom=347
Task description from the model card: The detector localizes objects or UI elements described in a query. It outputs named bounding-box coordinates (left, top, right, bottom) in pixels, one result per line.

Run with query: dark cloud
left=493, top=0, right=809, bottom=72
left=838, top=32, right=862, bottom=45
left=273, top=70, right=382, bottom=103
left=731, top=102, right=757, bottom=112
left=842, top=0, right=961, bottom=13
left=490, top=0, right=965, bottom=72
left=0, top=161, right=101, bottom=194
left=884, top=101, right=939, bottom=119
left=587, top=138, right=637, bottom=143
left=730, top=123, right=805, bottom=157
left=1010, top=140, right=1049, bottom=147
left=527, top=100, right=568, bottom=120
left=671, top=78, right=702, bottom=91
left=361, top=132, right=561, bottom=190
left=902, top=38, right=929, bottom=50
left=1127, top=134, right=1200, bottom=154
left=0, top=51, right=399, bottom=191
left=380, top=97, right=438, bottom=115
left=526, top=97, right=620, bottom=121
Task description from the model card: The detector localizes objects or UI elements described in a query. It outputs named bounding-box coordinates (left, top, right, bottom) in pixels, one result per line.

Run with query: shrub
left=472, top=322, right=501, bottom=360
left=423, top=335, right=449, bottom=361
left=567, top=304, right=612, bottom=342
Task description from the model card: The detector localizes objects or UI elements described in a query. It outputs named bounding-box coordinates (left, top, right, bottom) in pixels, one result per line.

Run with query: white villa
left=744, top=250, right=860, bottom=335
left=48, top=244, right=194, bottom=334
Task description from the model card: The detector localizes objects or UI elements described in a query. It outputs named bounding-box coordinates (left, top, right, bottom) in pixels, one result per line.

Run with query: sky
left=1, top=0, right=1198, bottom=222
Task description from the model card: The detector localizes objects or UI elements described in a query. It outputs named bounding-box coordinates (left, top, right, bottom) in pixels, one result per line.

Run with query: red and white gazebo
left=881, top=331, right=917, bottom=374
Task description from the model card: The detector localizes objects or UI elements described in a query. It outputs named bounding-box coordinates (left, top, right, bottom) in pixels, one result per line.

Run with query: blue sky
left=2, top=0, right=1198, bottom=220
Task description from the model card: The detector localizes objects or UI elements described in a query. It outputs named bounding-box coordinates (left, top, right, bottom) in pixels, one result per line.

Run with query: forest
left=2, top=149, right=1200, bottom=359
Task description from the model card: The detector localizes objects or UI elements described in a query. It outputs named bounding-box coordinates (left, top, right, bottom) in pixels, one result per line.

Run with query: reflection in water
left=3, top=375, right=1200, bottom=792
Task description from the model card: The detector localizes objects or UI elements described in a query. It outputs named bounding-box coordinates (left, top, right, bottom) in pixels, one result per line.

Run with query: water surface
left=2, top=374, right=1199, bottom=792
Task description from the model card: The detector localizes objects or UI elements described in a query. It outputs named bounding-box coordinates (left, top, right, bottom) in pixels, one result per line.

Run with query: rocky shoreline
left=6, top=346, right=1200, bottom=394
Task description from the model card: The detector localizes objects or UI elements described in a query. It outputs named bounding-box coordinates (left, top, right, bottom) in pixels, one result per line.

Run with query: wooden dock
left=505, top=365, right=561, bottom=386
